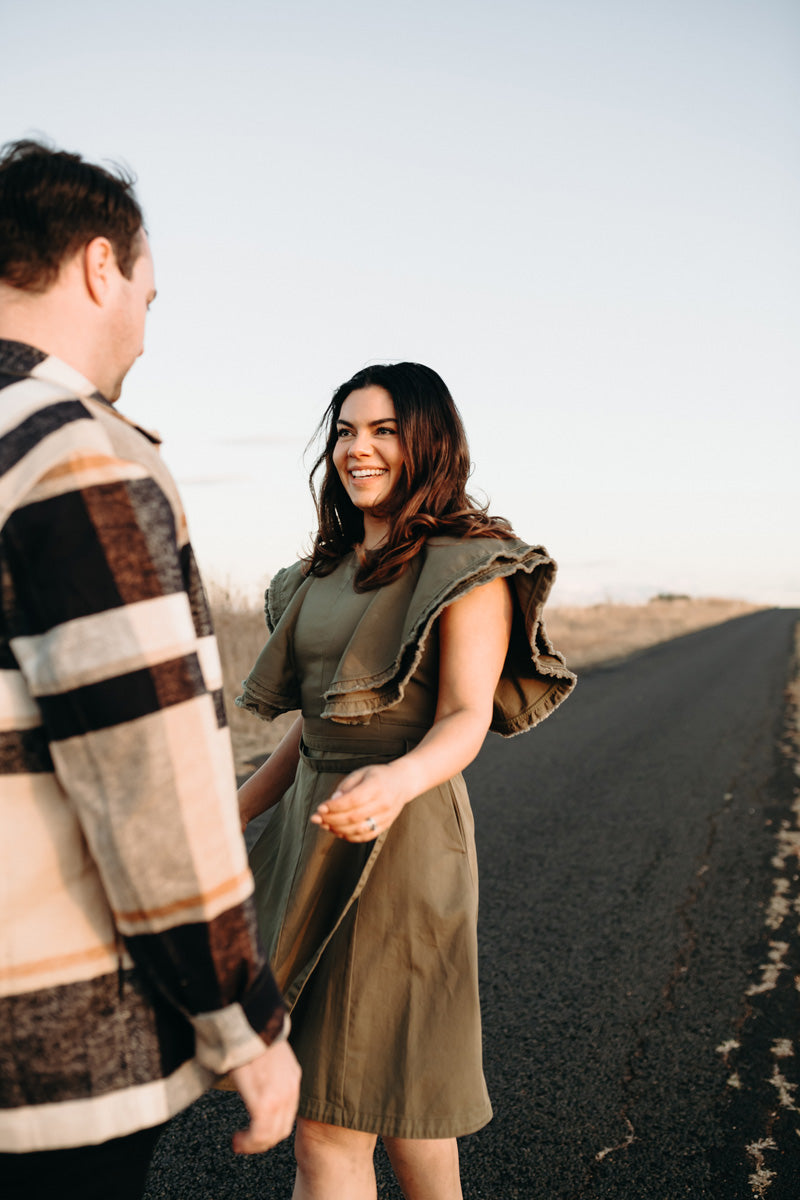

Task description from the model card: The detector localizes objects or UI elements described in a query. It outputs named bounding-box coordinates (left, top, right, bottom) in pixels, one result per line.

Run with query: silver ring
left=365, top=816, right=377, bottom=833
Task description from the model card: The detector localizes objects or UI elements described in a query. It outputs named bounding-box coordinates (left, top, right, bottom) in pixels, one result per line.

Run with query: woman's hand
left=311, top=762, right=413, bottom=842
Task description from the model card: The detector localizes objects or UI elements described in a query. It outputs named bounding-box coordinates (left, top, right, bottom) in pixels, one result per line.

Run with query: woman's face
left=332, top=385, right=405, bottom=514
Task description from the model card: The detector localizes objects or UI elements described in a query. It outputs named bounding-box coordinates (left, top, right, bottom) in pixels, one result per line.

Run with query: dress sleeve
left=265, top=561, right=311, bottom=631
left=238, top=561, right=310, bottom=721
left=3, top=449, right=286, bottom=1071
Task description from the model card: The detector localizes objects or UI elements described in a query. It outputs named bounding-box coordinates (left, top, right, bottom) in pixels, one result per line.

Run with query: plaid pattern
left=0, top=341, right=284, bottom=1153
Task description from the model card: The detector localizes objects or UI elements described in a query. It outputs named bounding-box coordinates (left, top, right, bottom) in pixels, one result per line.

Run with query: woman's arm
left=238, top=714, right=303, bottom=831
left=311, top=576, right=513, bottom=841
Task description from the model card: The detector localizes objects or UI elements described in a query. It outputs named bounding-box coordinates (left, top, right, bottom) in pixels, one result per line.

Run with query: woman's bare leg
left=291, top=1117, right=378, bottom=1200
left=382, top=1136, right=463, bottom=1200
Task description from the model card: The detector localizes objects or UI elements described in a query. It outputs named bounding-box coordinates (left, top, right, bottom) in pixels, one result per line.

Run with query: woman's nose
left=350, top=430, right=373, bottom=455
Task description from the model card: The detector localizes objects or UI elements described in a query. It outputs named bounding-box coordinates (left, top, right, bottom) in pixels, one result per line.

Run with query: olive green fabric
left=240, top=539, right=575, bottom=1137
left=238, top=536, right=577, bottom=734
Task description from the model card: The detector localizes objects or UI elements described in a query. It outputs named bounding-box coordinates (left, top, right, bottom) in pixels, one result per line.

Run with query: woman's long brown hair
left=306, top=363, right=514, bottom=590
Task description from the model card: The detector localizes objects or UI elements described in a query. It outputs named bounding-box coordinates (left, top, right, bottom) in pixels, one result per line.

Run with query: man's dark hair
left=0, top=138, right=144, bottom=292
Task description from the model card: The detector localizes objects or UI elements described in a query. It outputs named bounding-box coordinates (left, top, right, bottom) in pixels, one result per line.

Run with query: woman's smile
left=333, top=385, right=405, bottom=521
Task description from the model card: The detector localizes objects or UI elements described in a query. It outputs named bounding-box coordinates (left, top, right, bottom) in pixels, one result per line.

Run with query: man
left=0, top=140, right=300, bottom=1199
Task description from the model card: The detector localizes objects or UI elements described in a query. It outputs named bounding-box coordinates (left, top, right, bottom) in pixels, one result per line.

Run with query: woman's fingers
left=312, top=807, right=382, bottom=837
left=310, top=764, right=409, bottom=841
left=312, top=796, right=396, bottom=841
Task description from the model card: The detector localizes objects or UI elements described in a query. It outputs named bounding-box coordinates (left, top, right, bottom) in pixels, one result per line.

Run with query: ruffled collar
left=238, top=537, right=576, bottom=736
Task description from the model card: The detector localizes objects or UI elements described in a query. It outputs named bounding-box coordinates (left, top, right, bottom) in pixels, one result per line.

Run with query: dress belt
left=299, top=726, right=426, bottom=774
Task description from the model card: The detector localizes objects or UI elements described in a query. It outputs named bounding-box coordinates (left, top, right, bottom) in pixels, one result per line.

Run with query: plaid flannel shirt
left=0, top=339, right=284, bottom=1153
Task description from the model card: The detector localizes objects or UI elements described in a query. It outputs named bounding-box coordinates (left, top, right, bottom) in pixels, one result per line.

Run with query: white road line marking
left=746, top=940, right=790, bottom=995
left=740, top=621, right=800, bottom=1197
left=746, top=1138, right=778, bottom=1197
left=594, top=1116, right=635, bottom=1163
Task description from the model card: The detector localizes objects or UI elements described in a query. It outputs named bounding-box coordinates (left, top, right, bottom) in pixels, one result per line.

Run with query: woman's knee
left=382, top=1136, right=462, bottom=1200
left=295, top=1117, right=377, bottom=1171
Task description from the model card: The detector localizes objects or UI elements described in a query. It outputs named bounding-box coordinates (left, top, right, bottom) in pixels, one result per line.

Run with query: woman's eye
left=336, top=427, right=351, bottom=438
left=376, top=426, right=396, bottom=435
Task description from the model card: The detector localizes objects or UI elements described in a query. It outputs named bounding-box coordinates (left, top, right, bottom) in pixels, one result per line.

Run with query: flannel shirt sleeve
left=3, top=447, right=286, bottom=1072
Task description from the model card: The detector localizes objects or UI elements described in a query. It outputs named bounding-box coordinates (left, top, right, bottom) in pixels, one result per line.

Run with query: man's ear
left=83, top=237, right=116, bottom=306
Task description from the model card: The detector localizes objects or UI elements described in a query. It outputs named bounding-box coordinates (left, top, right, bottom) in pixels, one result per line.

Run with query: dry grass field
left=545, top=595, right=761, bottom=670
left=210, top=582, right=762, bottom=775
left=209, top=584, right=302, bottom=776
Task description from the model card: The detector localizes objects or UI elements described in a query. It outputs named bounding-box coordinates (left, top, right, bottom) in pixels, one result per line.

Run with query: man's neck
left=0, top=282, right=99, bottom=392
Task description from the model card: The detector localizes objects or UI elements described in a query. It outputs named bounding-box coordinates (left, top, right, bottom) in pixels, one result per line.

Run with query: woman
left=237, top=362, right=575, bottom=1199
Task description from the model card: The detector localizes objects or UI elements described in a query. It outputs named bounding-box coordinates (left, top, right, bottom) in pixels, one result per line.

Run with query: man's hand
left=229, top=1038, right=301, bottom=1154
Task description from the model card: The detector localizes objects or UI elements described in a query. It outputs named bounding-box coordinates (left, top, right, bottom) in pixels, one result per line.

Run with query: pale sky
left=2, top=0, right=797, bottom=605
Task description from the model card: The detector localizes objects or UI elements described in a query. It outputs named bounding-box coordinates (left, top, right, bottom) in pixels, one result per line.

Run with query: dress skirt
left=248, top=720, right=493, bottom=1138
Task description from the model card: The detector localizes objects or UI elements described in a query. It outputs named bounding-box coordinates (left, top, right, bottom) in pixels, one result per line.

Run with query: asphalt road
left=144, top=608, right=800, bottom=1199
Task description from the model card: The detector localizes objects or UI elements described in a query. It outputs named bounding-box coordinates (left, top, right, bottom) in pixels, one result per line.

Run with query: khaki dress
left=238, top=537, right=575, bottom=1138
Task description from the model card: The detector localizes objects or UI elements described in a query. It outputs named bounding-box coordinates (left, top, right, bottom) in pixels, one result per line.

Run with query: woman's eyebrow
left=336, top=417, right=398, bottom=428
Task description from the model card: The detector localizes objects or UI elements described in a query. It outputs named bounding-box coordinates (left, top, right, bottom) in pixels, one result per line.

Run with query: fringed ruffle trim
left=237, top=538, right=577, bottom=736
